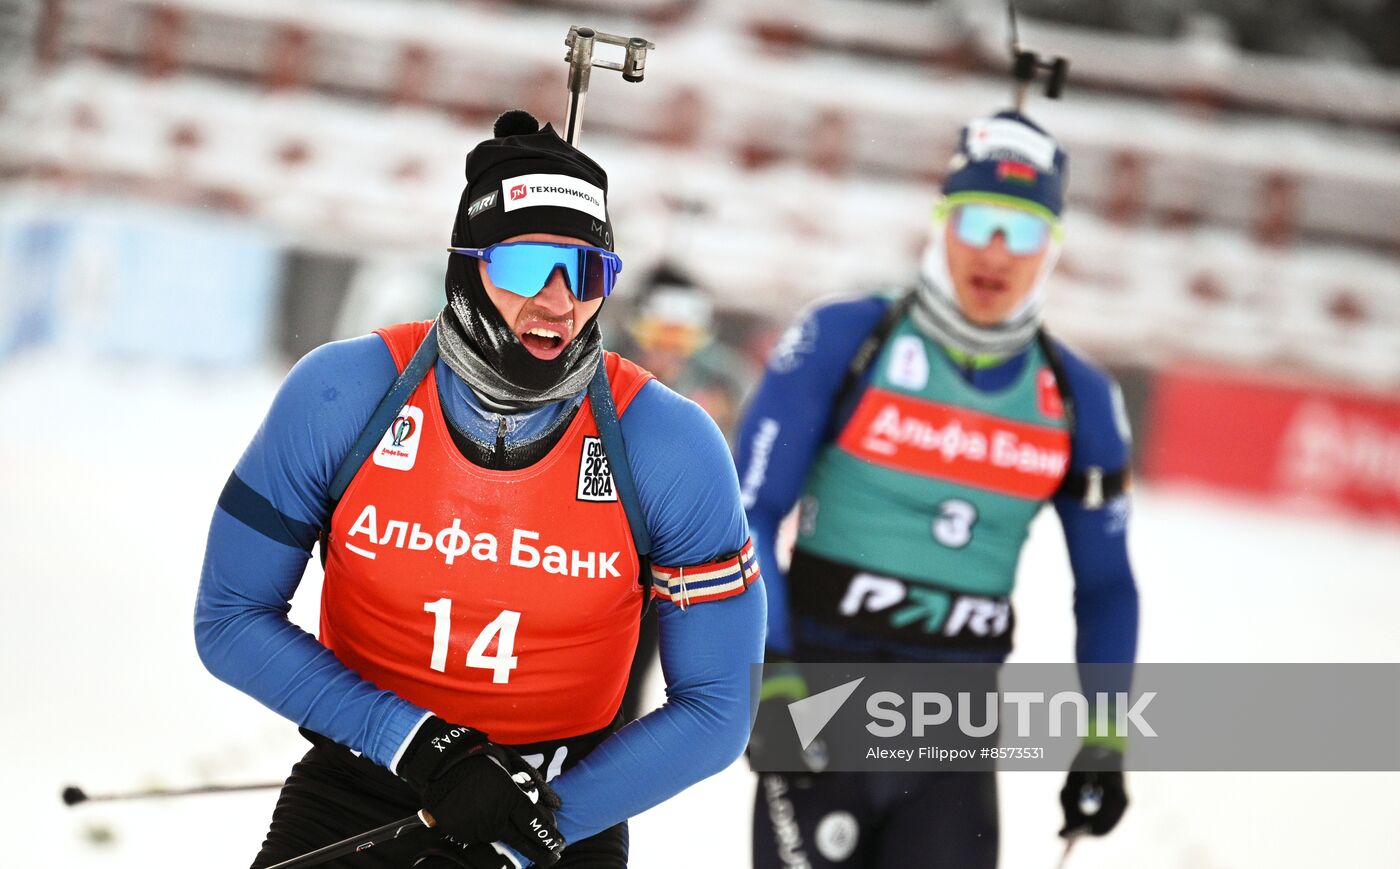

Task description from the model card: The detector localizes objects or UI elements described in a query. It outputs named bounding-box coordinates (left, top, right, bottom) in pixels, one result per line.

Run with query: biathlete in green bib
left=737, top=109, right=1139, bottom=869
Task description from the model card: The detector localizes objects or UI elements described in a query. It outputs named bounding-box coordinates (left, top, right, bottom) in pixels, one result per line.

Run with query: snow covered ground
left=2, top=353, right=1397, bottom=868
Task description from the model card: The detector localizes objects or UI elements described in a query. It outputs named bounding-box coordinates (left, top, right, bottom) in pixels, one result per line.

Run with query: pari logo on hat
left=502, top=173, right=607, bottom=221
left=466, top=190, right=499, bottom=218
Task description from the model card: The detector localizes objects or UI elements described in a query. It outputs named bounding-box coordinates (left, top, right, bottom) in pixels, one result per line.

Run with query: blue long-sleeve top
left=735, top=295, right=1137, bottom=665
left=195, top=332, right=765, bottom=847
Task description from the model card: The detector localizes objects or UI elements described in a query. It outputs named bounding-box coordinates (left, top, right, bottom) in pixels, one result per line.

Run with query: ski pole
left=266, top=810, right=436, bottom=869
left=561, top=25, right=655, bottom=147
left=62, top=781, right=283, bottom=806
left=1055, top=783, right=1102, bottom=867
left=1055, top=833, right=1080, bottom=869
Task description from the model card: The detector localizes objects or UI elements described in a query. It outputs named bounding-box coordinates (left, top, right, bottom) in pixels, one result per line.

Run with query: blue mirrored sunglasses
left=448, top=241, right=623, bottom=302
left=953, top=203, right=1051, bottom=255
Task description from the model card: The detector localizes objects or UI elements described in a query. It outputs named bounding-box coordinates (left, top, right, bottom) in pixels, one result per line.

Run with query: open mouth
left=518, top=323, right=570, bottom=360
left=970, top=275, right=1007, bottom=293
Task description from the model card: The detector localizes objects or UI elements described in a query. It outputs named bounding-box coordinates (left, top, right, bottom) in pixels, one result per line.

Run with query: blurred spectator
left=612, top=262, right=756, bottom=441
left=612, top=261, right=757, bottom=723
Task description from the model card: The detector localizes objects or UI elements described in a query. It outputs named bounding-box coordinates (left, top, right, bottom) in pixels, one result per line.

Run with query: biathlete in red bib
left=196, top=111, right=765, bottom=869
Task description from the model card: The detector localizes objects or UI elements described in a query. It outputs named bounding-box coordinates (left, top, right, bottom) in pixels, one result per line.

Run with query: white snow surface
left=2, top=353, right=1398, bottom=868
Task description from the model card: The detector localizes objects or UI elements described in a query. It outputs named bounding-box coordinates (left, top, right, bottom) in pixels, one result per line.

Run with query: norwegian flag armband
left=651, top=539, right=760, bottom=608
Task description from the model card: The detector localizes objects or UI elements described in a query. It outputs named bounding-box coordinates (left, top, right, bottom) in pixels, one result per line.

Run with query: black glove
left=414, top=834, right=520, bottom=869
left=398, top=716, right=565, bottom=866
left=747, top=651, right=827, bottom=776
left=1058, top=745, right=1128, bottom=837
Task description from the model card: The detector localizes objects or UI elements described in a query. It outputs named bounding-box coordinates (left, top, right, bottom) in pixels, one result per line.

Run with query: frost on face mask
left=437, top=256, right=602, bottom=410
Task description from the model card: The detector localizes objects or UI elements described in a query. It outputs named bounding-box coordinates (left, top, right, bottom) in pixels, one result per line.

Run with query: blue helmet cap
left=941, top=110, right=1068, bottom=216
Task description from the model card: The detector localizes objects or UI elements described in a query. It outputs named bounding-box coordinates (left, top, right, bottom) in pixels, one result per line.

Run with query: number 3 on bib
left=423, top=599, right=520, bottom=684
left=932, top=499, right=978, bottom=549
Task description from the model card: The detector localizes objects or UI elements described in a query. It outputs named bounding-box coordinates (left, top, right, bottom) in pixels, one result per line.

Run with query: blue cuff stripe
left=217, top=472, right=320, bottom=551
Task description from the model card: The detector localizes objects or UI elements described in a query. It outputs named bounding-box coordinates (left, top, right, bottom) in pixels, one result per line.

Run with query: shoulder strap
left=1036, top=328, right=1128, bottom=509
left=831, top=289, right=917, bottom=417
left=586, top=357, right=654, bottom=616
left=318, top=324, right=440, bottom=569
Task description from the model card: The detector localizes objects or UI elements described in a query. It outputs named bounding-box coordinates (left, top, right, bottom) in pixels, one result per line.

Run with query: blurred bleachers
left=741, top=0, right=1400, bottom=122
left=1, top=0, right=1397, bottom=385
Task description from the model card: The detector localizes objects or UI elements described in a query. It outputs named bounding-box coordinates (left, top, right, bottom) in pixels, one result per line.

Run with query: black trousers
left=752, top=769, right=998, bottom=869
left=250, top=734, right=627, bottom=869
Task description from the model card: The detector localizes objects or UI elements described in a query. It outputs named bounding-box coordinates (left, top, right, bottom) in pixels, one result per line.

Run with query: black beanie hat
left=452, top=110, right=614, bottom=251
left=438, top=111, right=612, bottom=406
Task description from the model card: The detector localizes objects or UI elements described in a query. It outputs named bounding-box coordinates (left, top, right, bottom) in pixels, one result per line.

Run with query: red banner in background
left=1145, top=368, right=1400, bottom=522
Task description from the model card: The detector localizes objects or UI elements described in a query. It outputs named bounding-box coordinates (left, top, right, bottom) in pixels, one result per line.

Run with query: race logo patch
left=373, top=405, right=424, bottom=471
left=886, top=335, right=930, bottom=392
left=577, top=436, right=618, bottom=502
left=501, top=173, right=607, bottom=221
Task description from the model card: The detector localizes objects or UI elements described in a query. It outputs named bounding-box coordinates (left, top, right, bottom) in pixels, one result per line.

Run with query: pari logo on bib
left=373, top=405, right=424, bottom=471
